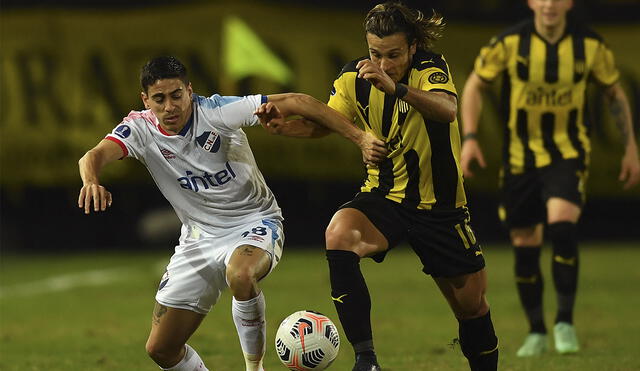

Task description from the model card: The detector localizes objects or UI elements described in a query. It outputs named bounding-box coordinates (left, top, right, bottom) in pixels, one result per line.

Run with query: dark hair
left=364, top=2, right=445, bottom=51
left=140, top=56, right=189, bottom=92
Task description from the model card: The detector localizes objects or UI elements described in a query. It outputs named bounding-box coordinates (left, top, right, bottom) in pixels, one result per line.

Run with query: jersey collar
left=155, top=111, right=194, bottom=137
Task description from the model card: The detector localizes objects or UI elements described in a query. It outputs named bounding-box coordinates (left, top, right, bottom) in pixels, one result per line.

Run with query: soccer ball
left=275, top=310, right=340, bottom=370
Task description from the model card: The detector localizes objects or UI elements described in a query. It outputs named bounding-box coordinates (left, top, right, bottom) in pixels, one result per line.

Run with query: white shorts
left=155, top=218, right=284, bottom=314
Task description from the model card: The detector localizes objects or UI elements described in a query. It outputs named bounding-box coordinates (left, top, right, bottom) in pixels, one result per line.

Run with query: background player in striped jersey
left=256, top=2, right=498, bottom=370
left=77, top=56, right=383, bottom=371
left=460, top=0, right=640, bottom=357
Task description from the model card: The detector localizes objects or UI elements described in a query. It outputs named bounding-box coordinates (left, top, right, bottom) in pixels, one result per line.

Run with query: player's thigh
left=547, top=197, right=581, bottom=224
left=326, top=208, right=388, bottom=255
left=326, top=192, right=406, bottom=257
left=541, top=159, right=587, bottom=223
left=155, top=238, right=229, bottom=314
left=225, top=218, right=284, bottom=280
left=226, top=244, right=272, bottom=284
left=146, top=302, right=205, bottom=352
left=499, top=170, right=545, bottom=229
left=434, top=269, right=489, bottom=320
left=407, top=207, right=484, bottom=277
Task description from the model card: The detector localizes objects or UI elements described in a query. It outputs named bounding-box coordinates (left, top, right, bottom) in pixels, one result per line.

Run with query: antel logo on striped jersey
left=196, top=131, right=222, bottom=153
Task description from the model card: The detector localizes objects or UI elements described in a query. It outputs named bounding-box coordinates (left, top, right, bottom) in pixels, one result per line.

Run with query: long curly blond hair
left=364, top=2, right=445, bottom=51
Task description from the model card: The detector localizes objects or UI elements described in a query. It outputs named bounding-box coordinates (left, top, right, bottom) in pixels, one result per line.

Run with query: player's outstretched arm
left=460, top=72, right=491, bottom=178
left=255, top=101, right=331, bottom=138
left=261, top=93, right=388, bottom=165
left=78, top=139, right=123, bottom=214
left=603, top=82, right=640, bottom=189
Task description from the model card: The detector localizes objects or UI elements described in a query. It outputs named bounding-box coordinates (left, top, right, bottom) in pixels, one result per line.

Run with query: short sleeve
left=418, top=56, right=458, bottom=97
left=206, top=94, right=264, bottom=131
left=104, top=113, right=148, bottom=160
left=590, top=42, right=619, bottom=86
left=474, top=37, right=508, bottom=82
left=327, top=75, right=357, bottom=121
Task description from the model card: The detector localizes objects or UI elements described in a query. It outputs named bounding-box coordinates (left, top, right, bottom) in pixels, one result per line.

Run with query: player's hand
left=461, top=138, right=486, bottom=178
left=358, top=131, right=388, bottom=166
left=255, top=102, right=285, bottom=135
left=619, top=147, right=640, bottom=189
left=356, top=59, right=395, bottom=95
left=78, top=183, right=112, bottom=214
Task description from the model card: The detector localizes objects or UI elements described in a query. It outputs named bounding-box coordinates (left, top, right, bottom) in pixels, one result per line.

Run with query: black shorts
left=339, top=191, right=485, bottom=278
left=499, top=159, right=588, bottom=229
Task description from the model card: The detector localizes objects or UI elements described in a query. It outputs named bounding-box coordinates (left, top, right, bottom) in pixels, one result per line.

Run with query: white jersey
left=105, top=93, right=282, bottom=237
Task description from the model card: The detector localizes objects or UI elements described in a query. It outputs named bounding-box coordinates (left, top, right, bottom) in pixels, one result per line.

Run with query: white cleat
left=516, top=333, right=548, bottom=357
left=554, top=322, right=580, bottom=354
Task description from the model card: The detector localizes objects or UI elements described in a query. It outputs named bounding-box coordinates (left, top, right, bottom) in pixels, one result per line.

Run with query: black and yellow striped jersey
left=474, top=19, right=619, bottom=174
left=328, top=50, right=467, bottom=210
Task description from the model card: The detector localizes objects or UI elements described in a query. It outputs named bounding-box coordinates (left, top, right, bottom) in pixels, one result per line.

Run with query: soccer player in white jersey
left=78, top=56, right=386, bottom=371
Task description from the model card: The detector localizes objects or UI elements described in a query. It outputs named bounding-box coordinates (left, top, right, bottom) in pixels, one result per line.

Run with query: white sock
left=232, top=291, right=266, bottom=371
left=161, top=344, right=208, bottom=371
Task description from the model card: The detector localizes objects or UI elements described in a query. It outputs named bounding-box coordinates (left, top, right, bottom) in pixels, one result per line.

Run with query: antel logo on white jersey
left=176, top=162, right=237, bottom=192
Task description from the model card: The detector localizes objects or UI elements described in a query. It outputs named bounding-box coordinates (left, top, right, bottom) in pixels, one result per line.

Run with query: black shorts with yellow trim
left=338, top=191, right=485, bottom=278
left=499, top=158, right=588, bottom=229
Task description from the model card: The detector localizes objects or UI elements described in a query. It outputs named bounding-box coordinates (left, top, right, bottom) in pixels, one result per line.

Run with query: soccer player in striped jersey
left=460, top=0, right=640, bottom=357
left=77, top=56, right=382, bottom=371
left=256, top=3, right=498, bottom=370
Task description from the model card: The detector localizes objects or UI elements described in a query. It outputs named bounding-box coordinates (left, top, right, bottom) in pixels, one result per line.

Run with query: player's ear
left=141, top=92, right=150, bottom=109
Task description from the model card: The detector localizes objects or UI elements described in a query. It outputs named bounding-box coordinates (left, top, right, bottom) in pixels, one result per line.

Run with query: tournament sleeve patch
left=114, top=124, right=131, bottom=139
left=428, top=71, right=449, bottom=84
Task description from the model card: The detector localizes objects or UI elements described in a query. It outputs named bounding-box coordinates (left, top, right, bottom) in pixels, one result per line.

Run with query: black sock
left=548, top=222, right=579, bottom=324
left=326, top=250, right=374, bottom=350
left=458, top=311, right=499, bottom=371
left=514, top=246, right=546, bottom=333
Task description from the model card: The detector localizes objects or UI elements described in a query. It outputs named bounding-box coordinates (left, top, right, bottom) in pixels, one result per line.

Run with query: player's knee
left=226, top=266, right=258, bottom=298
left=145, top=339, right=182, bottom=367
left=325, top=224, right=358, bottom=252
left=510, top=226, right=542, bottom=246
left=456, top=296, right=489, bottom=320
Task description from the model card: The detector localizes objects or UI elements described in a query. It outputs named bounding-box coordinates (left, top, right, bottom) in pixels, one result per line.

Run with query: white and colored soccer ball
left=275, top=310, right=340, bottom=370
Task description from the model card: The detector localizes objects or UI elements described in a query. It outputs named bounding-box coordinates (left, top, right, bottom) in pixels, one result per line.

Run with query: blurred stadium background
left=2, top=1, right=640, bottom=370
left=1, top=0, right=638, bottom=249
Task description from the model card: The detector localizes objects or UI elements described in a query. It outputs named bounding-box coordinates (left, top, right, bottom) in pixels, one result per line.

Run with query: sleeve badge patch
left=428, top=71, right=449, bottom=84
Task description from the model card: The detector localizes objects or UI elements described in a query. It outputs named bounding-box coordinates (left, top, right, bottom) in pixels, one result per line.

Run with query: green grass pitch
left=1, top=243, right=639, bottom=370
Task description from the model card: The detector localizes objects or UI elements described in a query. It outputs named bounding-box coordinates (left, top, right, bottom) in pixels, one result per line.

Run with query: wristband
left=462, top=133, right=478, bottom=142
left=394, top=83, right=408, bottom=99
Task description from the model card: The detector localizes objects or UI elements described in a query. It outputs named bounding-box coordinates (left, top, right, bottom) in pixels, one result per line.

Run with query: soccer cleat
left=516, top=333, right=548, bottom=357
left=352, top=353, right=381, bottom=371
left=554, top=322, right=580, bottom=354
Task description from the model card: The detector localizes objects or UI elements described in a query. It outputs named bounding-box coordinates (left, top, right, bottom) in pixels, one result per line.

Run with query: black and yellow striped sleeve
left=473, top=37, right=508, bottom=82
left=418, top=56, right=458, bottom=97
left=590, top=42, right=619, bottom=86
left=328, top=72, right=357, bottom=121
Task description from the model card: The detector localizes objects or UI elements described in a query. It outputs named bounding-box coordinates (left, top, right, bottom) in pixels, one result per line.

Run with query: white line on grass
left=0, top=267, right=134, bottom=299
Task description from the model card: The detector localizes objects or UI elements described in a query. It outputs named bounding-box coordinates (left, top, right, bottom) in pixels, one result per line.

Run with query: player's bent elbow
left=445, top=110, right=457, bottom=123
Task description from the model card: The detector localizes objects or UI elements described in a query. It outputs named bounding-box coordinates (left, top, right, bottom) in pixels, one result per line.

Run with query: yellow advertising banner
left=1, top=2, right=638, bottom=196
